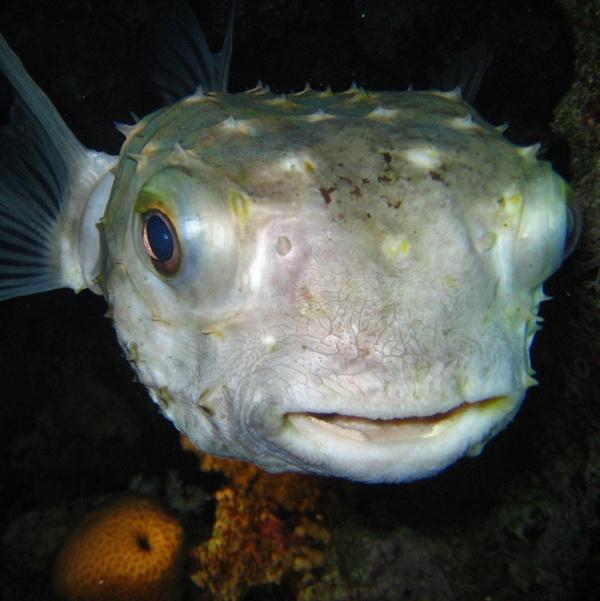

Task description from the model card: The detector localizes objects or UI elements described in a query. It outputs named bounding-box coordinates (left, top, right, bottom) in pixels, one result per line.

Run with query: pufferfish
left=0, top=8, right=574, bottom=483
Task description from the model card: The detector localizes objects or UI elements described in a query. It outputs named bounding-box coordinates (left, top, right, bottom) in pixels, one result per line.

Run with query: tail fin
left=0, top=35, right=116, bottom=301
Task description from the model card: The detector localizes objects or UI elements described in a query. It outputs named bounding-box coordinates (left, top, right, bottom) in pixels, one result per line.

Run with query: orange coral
left=182, top=440, right=332, bottom=601
left=198, top=452, right=324, bottom=513
left=52, top=495, right=184, bottom=601
left=190, top=486, right=288, bottom=600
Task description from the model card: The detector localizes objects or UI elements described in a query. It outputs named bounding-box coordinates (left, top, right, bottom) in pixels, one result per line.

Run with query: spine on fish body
left=0, top=35, right=116, bottom=301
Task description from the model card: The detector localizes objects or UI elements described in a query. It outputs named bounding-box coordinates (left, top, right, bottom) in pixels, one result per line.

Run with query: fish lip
left=283, top=395, right=515, bottom=444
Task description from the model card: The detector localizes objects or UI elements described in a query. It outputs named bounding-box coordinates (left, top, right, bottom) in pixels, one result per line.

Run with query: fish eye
left=141, top=211, right=181, bottom=275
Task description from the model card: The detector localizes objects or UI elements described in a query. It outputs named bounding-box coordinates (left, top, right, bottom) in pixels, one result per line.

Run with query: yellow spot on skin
left=229, top=190, right=251, bottom=228
left=142, top=140, right=163, bottom=155
left=158, top=387, right=174, bottom=408
left=443, top=274, right=459, bottom=289
left=278, top=155, right=317, bottom=180
left=134, top=186, right=174, bottom=218
left=500, top=191, right=524, bottom=225
left=127, top=343, right=139, bottom=363
left=381, top=235, right=411, bottom=259
left=506, top=193, right=523, bottom=208
left=457, top=374, right=470, bottom=397
left=202, top=327, right=225, bottom=339
left=303, top=160, right=315, bottom=173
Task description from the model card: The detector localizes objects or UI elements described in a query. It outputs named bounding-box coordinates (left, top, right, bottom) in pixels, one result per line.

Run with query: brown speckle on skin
left=429, top=171, right=447, bottom=184
left=319, top=186, right=336, bottom=205
left=382, top=152, right=392, bottom=168
left=350, top=186, right=362, bottom=197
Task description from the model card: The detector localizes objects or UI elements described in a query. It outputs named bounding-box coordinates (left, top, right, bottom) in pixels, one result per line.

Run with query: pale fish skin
left=0, top=21, right=570, bottom=482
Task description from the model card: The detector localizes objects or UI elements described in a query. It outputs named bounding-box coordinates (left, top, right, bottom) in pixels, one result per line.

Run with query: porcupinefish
left=0, top=11, right=573, bottom=482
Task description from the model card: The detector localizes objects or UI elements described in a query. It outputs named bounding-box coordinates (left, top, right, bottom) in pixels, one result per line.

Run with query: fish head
left=100, top=90, right=569, bottom=482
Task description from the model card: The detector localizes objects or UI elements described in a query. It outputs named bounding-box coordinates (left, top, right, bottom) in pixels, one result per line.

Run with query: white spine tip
left=115, top=122, right=136, bottom=138
left=434, top=87, right=462, bottom=100
left=450, top=85, right=463, bottom=98
left=306, top=108, right=333, bottom=122
left=523, top=374, right=538, bottom=389
left=518, top=143, right=542, bottom=160
left=221, top=115, right=237, bottom=130
left=367, top=105, right=399, bottom=120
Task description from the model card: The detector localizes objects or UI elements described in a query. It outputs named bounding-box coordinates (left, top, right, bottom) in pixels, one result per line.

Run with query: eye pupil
left=141, top=211, right=181, bottom=275
left=145, top=214, right=174, bottom=262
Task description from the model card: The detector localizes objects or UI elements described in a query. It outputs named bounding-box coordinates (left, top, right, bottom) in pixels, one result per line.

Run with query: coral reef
left=555, top=0, right=600, bottom=292
left=53, top=495, right=184, bottom=601
left=183, top=439, right=331, bottom=601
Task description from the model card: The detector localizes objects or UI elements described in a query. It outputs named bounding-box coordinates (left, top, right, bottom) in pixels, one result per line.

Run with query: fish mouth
left=275, top=395, right=518, bottom=481
left=284, top=396, right=513, bottom=444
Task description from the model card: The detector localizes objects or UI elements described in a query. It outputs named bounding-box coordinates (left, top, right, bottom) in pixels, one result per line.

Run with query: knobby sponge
left=53, top=495, right=184, bottom=601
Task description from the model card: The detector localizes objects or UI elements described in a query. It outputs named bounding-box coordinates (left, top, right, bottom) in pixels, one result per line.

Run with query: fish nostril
left=196, top=388, right=220, bottom=419
left=275, top=236, right=292, bottom=256
left=199, top=405, right=214, bottom=418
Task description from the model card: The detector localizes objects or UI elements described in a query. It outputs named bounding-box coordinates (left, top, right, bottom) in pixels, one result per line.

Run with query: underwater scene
left=0, top=0, right=598, bottom=599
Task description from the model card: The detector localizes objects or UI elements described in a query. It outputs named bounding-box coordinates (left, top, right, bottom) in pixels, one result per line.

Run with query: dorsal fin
left=153, top=1, right=235, bottom=103
left=430, top=43, right=493, bottom=105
